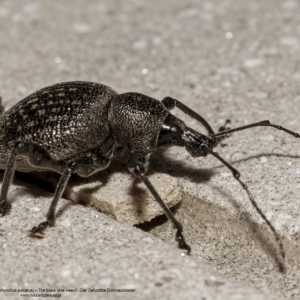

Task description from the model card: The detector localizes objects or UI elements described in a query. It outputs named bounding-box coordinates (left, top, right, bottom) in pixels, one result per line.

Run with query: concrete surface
left=1, top=0, right=300, bottom=299
left=0, top=180, right=285, bottom=300
left=31, top=163, right=182, bottom=225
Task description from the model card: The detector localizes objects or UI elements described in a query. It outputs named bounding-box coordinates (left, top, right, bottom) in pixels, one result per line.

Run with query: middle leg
left=29, top=151, right=111, bottom=238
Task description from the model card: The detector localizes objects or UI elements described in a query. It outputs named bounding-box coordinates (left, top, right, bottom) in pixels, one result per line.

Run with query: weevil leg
left=162, top=96, right=215, bottom=136
left=29, top=160, right=75, bottom=238
left=127, top=152, right=191, bottom=254
left=29, top=151, right=111, bottom=238
left=0, top=140, right=112, bottom=236
left=0, top=144, right=16, bottom=215
left=0, top=141, right=65, bottom=216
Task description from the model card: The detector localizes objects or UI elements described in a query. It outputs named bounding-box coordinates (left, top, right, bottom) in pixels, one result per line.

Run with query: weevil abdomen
left=0, top=81, right=117, bottom=172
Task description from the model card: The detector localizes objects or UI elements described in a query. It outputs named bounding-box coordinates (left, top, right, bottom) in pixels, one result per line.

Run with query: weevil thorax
left=157, top=114, right=215, bottom=157
left=108, top=93, right=169, bottom=155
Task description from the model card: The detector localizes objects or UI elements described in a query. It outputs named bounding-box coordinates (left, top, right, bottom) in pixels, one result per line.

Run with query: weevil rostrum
left=0, top=81, right=299, bottom=257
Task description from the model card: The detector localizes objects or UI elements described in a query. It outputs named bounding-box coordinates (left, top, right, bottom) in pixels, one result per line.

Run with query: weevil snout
left=157, top=113, right=216, bottom=157
left=182, top=127, right=216, bottom=157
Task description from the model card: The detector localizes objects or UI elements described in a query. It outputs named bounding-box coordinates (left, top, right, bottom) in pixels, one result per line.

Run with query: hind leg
left=0, top=141, right=65, bottom=216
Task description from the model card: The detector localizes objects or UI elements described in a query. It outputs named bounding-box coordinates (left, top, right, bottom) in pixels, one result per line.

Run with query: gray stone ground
left=0, top=0, right=300, bottom=299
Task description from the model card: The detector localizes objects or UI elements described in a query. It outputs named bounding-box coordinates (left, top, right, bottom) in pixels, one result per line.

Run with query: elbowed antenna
left=211, top=120, right=300, bottom=140
left=207, top=119, right=300, bottom=259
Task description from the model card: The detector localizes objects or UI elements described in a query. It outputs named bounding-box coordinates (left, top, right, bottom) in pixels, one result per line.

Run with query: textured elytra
left=0, top=81, right=118, bottom=171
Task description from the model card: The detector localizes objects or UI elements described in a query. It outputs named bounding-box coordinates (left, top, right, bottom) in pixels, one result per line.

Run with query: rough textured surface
left=0, top=180, right=285, bottom=300
left=141, top=193, right=300, bottom=299
left=33, top=164, right=182, bottom=225
left=1, top=0, right=300, bottom=299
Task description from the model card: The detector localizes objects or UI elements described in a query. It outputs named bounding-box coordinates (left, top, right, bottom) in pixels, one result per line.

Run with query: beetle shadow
left=150, top=149, right=300, bottom=208
left=149, top=149, right=241, bottom=209
left=55, top=201, right=77, bottom=220
left=137, top=197, right=286, bottom=273
left=211, top=152, right=300, bottom=170
left=0, top=171, right=80, bottom=227
left=150, top=148, right=300, bottom=182
left=4, top=150, right=299, bottom=211
left=128, top=177, right=149, bottom=216
left=144, top=149, right=299, bottom=269
left=136, top=202, right=181, bottom=231
left=243, top=218, right=286, bottom=272
left=149, top=149, right=214, bottom=183
left=5, top=160, right=129, bottom=215
left=0, top=170, right=55, bottom=202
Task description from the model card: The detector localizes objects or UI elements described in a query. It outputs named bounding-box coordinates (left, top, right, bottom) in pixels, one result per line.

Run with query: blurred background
left=1, top=0, right=300, bottom=298
left=1, top=0, right=300, bottom=121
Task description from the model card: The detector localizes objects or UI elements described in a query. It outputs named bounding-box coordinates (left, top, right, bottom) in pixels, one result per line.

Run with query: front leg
left=127, top=152, right=191, bottom=254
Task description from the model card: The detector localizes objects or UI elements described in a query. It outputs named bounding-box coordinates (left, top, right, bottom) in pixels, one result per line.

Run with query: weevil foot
left=175, top=230, right=191, bottom=255
left=28, top=221, right=50, bottom=238
left=0, top=201, right=12, bottom=216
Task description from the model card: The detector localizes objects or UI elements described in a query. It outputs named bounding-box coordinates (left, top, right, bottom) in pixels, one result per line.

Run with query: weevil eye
left=170, top=125, right=183, bottom=140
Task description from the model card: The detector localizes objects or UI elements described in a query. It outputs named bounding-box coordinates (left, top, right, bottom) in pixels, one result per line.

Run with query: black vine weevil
left=0, top=81, right=299, bottom=257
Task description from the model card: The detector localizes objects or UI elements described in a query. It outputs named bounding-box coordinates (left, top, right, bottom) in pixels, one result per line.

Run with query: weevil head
left=157, top=114, right=216, bottom=157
